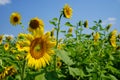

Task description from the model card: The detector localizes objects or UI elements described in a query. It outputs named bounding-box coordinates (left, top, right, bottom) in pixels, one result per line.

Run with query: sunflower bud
left=68, top=27, right=73, bottom=34
left=78, top=21, right=82, bottom=26
left=50, top=28, right=55, bottom=37
left=106, top=24, right=112, bottom=31
left=83, top=20, right=88, bottom=28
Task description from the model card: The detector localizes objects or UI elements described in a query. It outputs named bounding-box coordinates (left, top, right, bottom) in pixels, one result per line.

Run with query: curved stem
left=54, top=13, right=63, bottom=71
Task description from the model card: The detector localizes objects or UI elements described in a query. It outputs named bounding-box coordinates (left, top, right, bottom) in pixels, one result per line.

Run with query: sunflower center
left=5, top=44, right=8, bottom=47
left=30, top=38, right=45, bottom=59
left=29, top=20, right=39, bottom=29
left=13, top=16, right=19, bottom=22
left=66, top=9, right=70, bottom=15
left=34, top=44, right=41, bottom=52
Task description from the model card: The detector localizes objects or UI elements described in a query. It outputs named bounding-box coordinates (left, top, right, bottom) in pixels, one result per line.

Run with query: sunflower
left=68, top=27, right=73, bottom=34
left=4, top=43, right=9, bottom=51
left=0, top=35, right=4, bottom=44
left=0, top=66, right=17, bottom=79
left=109, top=30, right=117, bottom=47
left=24, top=32, right=56, bottom=69
left=93, top=32, right=100, bottom=45
left=63, top=4, right=73, bottom=19
left=28, top=17, right=44, bottom=35
left=16, top=41, right=30, bottom=52
left=10, top=12, right=21, bottom=26
left=6, top=36, right=13, bottom=42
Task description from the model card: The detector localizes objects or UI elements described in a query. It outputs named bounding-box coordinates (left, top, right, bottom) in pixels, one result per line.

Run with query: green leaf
left=52, top=18, right=58, bottom=22
left=98, top=19, right=102, bottom=23
left=65, top=22, right=73, bottom=27
left=49, top=21, right=56, bottom=26
left=56, top=50, right=74, bottom=66
left=68, top=67, right=85, bottom=77
left=86, top=67, right=94, bottom=73
left=99, top=25, right=104, bottom=31
left=90, top=26, right=97, bottom=30
left=78, top=27, right=83, bottom=31
left=108, top=74, right=118, bottom=80
left=60, top=30, right=66, bottom=33
left=35, top=73, right=46, bottom=80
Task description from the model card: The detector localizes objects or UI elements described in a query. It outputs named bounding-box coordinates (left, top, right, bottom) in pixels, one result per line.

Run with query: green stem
left=54, top=13, right=63, bottom=71
left=79, top=26, right=83, bottom=40
left=21, top=59, right=26, bottom=80
left=20, top=22, right=25, bottom=33
left=76, top=24, right=79, bottom=40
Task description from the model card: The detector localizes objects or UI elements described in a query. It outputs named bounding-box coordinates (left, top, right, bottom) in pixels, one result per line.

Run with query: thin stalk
left=20, top=22, right=25, bottom=33
left=76, top=24, right=79, bottom=40
left=54, top=13, right=63, bottom=71
left=21, top=59, right=26, bottom=80
left=79, top=26, right=83, bottom=40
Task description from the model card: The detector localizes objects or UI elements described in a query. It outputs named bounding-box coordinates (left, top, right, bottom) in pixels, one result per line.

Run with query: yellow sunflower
left=0, top=35, right=4, bottom=44
left=28, top=17, right=44, bottom=35
left=4, top=43, right=9, bottom=51
left=93, top=32, right=100, bottom=45
left=0, top=66, right=17, bottom=79
left=68, top=27, right=73, bottom=34
left=10, top=12, right=21, bottom=26
left=16, top=41, right=30, bottom=52
left=63, top=4, right=73, bottom=19
left=109, top=30, right=117, bottom=47
left=25, top=32, right=56, bottom=69
left=6, top=36, right=13, bottom=42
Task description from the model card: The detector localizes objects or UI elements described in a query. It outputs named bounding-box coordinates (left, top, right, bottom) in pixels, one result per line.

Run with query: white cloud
left=102, top=17, right=117, bottom=25
left=0, top=0, right=11, bottom=5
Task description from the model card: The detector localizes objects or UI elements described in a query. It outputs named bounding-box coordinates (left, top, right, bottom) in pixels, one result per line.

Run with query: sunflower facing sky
left=63, top=4, right=73, bottom=19
left=22, top=31, right=56, bottom=69
left=10, top=12, right=21, bottom=26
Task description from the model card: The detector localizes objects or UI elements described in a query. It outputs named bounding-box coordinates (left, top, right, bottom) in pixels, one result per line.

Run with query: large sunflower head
left=10, top=12, right=21, bottom=26
left=0, top=34, right=4, bottom=44
left=63, top=4, right=73, bottom=19
left=28, top=17, right=44, bottom=34
left=25, top=32, right=56, bottom=69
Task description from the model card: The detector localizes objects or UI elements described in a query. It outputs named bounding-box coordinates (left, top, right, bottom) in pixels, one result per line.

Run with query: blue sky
left=0, top=0, right=120, bottom=37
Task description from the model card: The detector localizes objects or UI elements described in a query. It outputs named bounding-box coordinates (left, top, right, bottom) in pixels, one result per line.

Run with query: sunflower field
left=0, top=4, right=120, bottom=80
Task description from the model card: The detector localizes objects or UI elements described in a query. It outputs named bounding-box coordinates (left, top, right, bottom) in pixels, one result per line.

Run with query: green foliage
left=1, top=4, right=120, bottom=80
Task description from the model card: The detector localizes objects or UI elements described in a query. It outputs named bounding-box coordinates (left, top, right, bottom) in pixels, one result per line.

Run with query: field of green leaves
left=0, top=4, right=120, bottom=80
